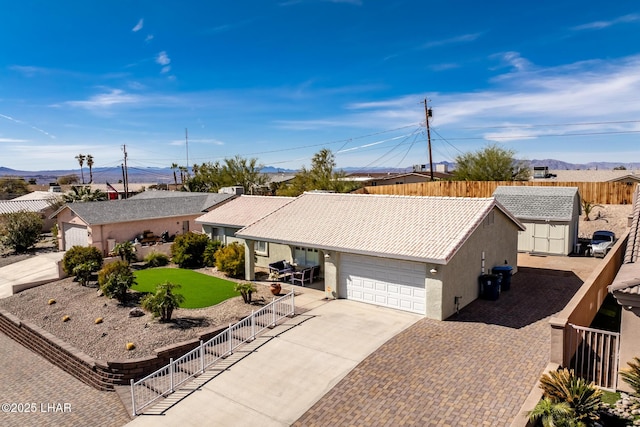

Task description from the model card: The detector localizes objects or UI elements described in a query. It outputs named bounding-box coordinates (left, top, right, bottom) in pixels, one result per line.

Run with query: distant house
left=195, top=195, right=295, bottom=269
left=493, top=186, right=581, bottom=256
left=237, top=193, right=524, bottom=320
left=531, top=169, right=640, bottom=183
left=51, top=193, right=234, bottom=254
left=0, top=191, right=62, bottom=231
left=609, top=185, right=640, bottom=392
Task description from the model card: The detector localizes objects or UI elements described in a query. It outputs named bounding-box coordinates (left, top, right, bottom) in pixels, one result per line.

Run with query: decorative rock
left=95, top=317, right=103, bottom=324
left=96, top=289, right=104, bottom=297
left=48, top=299, right=56, bottom=305
left=126, top=342, right=135, bottom=350
left=62, top=315, right=70, bottom=322
left=129, top=308, right=145, bottom=318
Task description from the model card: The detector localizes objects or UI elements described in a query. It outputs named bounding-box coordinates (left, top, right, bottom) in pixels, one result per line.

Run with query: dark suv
left=589, top=230, right=616, bottom=258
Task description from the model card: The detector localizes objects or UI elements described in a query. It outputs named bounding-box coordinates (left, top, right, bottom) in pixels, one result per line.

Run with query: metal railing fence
left=130, top=291, right=295, bottom=415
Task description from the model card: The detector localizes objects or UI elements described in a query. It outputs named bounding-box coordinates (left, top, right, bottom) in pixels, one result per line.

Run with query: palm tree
left=86, top=154, right=94, bottom=184
left=75, top=154, right=86, bottom=184
left=529, top=397, right=573, bottom=427
left=179, top=166, right=187, bottom=184
left=63, top=185, right=108, bottom=202
left=171, top=163, right=179, bottom=187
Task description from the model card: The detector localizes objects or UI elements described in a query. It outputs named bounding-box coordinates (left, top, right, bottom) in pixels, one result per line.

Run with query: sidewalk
left=126, top=288, right=421, bottom=427
left=0, top=251, right=64, bottom=298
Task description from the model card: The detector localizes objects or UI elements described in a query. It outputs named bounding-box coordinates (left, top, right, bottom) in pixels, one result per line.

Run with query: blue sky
left=1, top=1, right=640, bottom=174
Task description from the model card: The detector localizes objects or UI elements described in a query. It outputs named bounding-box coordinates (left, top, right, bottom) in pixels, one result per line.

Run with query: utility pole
left=424, top=98, right=434, bottom=181
left=122, top=145, right=129, bottom=199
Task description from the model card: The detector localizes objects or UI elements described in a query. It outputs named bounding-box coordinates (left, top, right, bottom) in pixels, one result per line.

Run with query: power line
left=459, top=119, right=640, bottom=130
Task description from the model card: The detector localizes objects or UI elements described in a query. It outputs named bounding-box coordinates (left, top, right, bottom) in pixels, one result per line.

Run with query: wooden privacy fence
left=357, top=181, right=637, bottom=205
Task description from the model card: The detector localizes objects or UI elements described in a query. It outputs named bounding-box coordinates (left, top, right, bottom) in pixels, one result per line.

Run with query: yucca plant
left=538, top=368, right=602, bottom=425
left=620, top=357, right=640, bottom=395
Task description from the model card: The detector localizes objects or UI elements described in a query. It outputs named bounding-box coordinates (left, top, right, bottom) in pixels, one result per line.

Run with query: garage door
left=63, top=223, right=88, bottom=250
left=339, top=253, right=426, bottom=314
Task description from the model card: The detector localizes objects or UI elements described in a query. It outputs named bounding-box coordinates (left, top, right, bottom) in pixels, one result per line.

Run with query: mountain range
left=1, top=160, right=639, bottom=185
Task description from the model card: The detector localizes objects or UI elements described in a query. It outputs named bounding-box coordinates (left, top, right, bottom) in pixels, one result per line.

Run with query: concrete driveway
left=0, top=252, right=64, bottom=298
left=126, top=298, right=422, bottom=427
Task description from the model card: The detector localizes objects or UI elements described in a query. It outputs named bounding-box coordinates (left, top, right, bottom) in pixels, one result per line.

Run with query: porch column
left=323, top=251, right=339, bottom=298
left=244, top=239, right=256, bottom=281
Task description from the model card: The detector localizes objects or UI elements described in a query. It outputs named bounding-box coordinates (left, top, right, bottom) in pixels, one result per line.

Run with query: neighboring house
left=532, top=169, right=640, bottom=183
left=237, top=193, right=524, bottom=320
left=0, top=191, right=62, bottom=231
left=609, top=186, right=640, bottom=392
left=493, top=186, right=581, bottom=256
left=195, top=195, right=295, bottom=269
left=51, top=193, right=234, bottom=254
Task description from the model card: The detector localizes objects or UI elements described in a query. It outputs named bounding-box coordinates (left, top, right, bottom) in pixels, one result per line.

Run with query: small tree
left=113, top=241, right=136, bottom=264
left=537, top=368, right=602, bottom=425
left=203, top=240, right=223, bottom=267
left=98, top=261, right=136, bottom=304
left=62, top=245, right=103, bottom=277
left=170, top=232, right=211, bottom=268
left=0, top=211, right=43, bottom=253
left=215, top=242, right=245, bottom=277
left=141, top=281, right=185, bottom=321
left=0, top=177, right=30, bottom=198
left=581, top=199, right=603, bottom=221
left=234, top=282, right=257, bottom=304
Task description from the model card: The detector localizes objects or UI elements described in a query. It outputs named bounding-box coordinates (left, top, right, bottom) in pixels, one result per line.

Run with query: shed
left=493, top=186, right=581, bottom=255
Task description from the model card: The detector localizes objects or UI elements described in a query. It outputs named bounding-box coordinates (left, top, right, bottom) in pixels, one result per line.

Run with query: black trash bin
left=479, top=274, right=501, bottom=300
left=492, top=265, right=513, bottom=291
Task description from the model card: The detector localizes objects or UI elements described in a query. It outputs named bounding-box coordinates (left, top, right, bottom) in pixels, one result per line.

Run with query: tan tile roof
left=237, top=193, right=523, bottom=264
left=196, top=195, right=295, bottom=227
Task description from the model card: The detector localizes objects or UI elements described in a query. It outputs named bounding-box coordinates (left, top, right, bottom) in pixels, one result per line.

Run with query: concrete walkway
left=126, top=291, right=422, bottom=427
left=0, top=252, right=64, bottom=298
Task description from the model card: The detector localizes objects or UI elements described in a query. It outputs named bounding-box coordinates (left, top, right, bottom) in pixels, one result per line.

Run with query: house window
left=294, top=246, right=320, bottom=266
left=255, top=241, right=268, bottom=256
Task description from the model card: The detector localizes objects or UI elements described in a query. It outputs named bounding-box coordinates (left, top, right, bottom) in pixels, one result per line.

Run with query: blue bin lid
left=493, top=265, right=513, bottom=272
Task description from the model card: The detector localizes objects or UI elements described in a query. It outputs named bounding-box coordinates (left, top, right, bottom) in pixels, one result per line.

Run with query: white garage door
left=63, top=223, right=88, bottom=250
left=339, top=253, right=426, bottom=314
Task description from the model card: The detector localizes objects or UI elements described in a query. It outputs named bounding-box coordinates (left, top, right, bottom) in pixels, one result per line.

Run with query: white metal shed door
left=340, top=253, right=426, bottom=314
left=63, top=223, right=88, bottom=250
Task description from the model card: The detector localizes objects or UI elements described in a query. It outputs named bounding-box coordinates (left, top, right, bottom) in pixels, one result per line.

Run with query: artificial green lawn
left=133, top=268, right=239, bottom=309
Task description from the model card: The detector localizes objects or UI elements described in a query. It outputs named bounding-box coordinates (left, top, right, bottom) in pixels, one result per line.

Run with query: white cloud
left=0, top=138, right=29, bottom=143
left=491, top=51, right=532, bottom=72
left=572, top=13, right=640, bottom=31
left=145, top=34, right=154, bottom=43
left=156, top=51, right=171, bottom=66
left=64, top=89, right=142, bottom=109
left=170, top=138, right=224, bottom=146
left=421, top=33, right=482, bottom=49
left=132, top=19, right=144, bottom=32
left=161, top=66, right=171, bottom=74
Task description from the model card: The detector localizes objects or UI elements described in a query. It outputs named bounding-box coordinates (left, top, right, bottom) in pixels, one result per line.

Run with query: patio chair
left=291, top=267, right=313, bottom=287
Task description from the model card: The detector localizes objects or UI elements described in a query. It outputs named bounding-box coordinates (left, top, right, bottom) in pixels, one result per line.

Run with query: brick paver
left=0, top=332, right=131, bottom=427
left=294, top=264, right=587, bottom=426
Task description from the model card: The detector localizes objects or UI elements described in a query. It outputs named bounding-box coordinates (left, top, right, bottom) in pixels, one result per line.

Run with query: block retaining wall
left=0, top=308, right=227, bottom=391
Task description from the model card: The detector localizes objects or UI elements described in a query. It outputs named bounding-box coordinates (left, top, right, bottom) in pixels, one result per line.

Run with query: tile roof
left=12, top=191, right=62, bottom=201
left=195, top=195, right=295, bottom=227
left=55, top=193, right=234, bottom=225
left=492, top=186, right=579, bottom=221
left=236, top=193, right=523, bottom=264
left=0, top=199, right=53, bottom=215
left=609, top=186, right=640, bottom=298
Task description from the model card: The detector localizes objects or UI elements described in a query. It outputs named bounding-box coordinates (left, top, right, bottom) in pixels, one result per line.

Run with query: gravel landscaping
left=0, top=267, right=280, bottom=361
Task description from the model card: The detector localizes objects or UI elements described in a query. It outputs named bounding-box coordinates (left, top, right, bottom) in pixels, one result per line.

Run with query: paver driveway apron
left=126, top=299, right=421, bottom=427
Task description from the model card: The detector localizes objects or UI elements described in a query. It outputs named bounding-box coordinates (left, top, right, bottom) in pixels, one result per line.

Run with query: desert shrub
left=144, top=251, right=169, bottom=267
left=537, top=368, right=602, bottom=425
left=203, top=240, right=223, bottom=267
left=62, top=245, right=103, bottom=277
left=0, top=210, right=43, bottom=253
left=98, top=260, right=136, bottom=304
left=141, top=281, right=185, bottom=321
left=234, top=282, right=257, bottom=304
left=215, top=242, right=245, bottom=277
left=170, top=232, right=210, bottom=268
left=113, top=241, right=137, bottom=264
left=73, top=261, right=99, bottom=287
